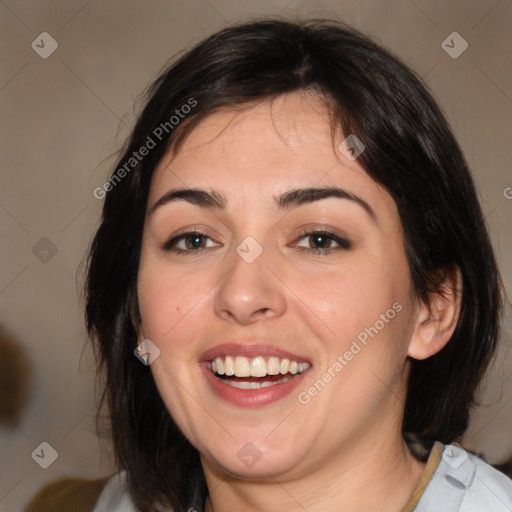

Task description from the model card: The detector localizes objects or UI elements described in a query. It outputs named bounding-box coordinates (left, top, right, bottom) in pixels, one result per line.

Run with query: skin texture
left=136, top=91, right=461, bottom=511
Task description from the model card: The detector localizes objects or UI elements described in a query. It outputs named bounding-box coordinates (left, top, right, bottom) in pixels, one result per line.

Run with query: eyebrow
left=148, top=186, right=376, bottom=220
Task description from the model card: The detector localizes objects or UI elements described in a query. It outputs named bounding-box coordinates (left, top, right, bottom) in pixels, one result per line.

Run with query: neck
left=202, top=422, right=426, bottom=512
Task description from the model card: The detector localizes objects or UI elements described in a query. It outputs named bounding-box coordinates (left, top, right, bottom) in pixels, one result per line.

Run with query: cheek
left=137, top=256, right=212, bottom=341
left=288, top=252, right=412, bottom=374
left=293, top=260, right=397, bottom=334
left=137, top=262, right=207, bottom=411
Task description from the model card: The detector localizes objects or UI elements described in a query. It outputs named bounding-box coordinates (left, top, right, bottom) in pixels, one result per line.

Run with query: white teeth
left=224, top=356, right=235, bottom=376
left=234, top=356, right=251, bottom=377
left=279, top=358, right=290, bottom=374
left=250, top=357, right=267, bottom=377
left=223, top=374, right=296, bottom=389
left=214, top=357, right=224, bottom=375
left=210, top=355, right=310, bottom=378
left=267, top=356, right=280, bottom=375
left=227, top=380, right=260, bottom=389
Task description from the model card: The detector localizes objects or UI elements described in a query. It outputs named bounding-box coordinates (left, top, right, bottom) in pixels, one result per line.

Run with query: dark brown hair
left=86, top=18, right=502, bottom=511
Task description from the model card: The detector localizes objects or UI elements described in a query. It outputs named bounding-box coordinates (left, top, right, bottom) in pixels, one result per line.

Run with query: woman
left=26, top=18, right=512, bottom=512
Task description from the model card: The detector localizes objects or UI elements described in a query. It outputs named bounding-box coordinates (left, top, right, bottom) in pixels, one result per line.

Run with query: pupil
left=312, top=234, right=328, bottom=248
left=187, top=235, right=204, bottom=249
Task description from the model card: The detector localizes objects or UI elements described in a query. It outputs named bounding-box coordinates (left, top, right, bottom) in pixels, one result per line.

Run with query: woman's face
left=137, top=92, right=421, bottom=479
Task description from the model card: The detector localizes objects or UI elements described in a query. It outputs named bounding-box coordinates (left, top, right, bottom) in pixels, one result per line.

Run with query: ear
left=407, top=265, right=462, bottom=360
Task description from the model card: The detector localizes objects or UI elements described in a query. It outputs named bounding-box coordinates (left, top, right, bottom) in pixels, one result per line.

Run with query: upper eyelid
left=294, top=231, right=351, bottom=249
left=162, top=229, right=218, bottom=250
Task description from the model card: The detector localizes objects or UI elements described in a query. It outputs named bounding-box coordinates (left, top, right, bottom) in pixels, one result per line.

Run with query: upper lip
left=200, top=343, right=312, bottom=363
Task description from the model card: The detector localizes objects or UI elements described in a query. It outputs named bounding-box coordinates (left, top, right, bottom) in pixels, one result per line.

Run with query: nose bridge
left=213, top=238, right=286, bottom=324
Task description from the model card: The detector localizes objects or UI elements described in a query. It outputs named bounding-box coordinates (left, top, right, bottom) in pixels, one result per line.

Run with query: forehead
left=160, top=93, right=339, bottom=172
left=149, top=92, right=396, bottom=218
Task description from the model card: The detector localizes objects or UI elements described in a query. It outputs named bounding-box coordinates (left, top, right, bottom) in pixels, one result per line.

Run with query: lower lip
left=201, top=364, right=310, bottom=408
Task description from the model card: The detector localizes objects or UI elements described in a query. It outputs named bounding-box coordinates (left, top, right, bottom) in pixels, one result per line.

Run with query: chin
left=197, top=429, right=312, bottom=480
left=203, top=447, right=304, bottom=480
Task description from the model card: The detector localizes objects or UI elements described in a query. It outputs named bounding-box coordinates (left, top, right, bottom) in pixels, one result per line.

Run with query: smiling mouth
left=209, top=355, right=311, bottom=389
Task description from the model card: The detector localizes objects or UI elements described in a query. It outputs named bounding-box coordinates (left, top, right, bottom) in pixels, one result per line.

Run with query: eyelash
left=162, top=229, right=351, bottom=255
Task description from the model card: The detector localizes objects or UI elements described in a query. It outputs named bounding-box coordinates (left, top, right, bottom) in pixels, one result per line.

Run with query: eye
left=162, top=231, right=220, bottom=254
left=295, top=230, right=351, bottom=253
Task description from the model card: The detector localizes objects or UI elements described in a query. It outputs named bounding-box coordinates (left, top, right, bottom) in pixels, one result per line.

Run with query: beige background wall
left=1, top=1, right=511, bottom=510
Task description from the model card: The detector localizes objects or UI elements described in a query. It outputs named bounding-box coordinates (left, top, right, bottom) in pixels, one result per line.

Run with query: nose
left=213, top=247, right=287, bottom=325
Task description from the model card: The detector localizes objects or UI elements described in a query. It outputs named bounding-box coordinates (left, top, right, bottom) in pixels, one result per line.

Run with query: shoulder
left=24, top=476, right=110, bottom=512
left=467, top=449, right=512, bottom=510
left=416, top=442, right=512, bottom=512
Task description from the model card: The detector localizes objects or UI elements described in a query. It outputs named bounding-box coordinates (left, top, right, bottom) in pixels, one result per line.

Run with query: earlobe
left=407, top=266, right=462, bottom=360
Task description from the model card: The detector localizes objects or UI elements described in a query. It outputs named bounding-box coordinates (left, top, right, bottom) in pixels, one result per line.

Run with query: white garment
left=415, top=442, right=512, bottom=512
left=93, top=472, right=139, bottom=512
left=94, top=442, right=512, bottom=511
